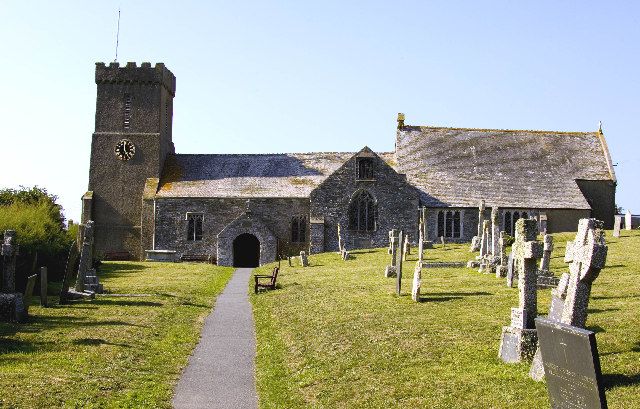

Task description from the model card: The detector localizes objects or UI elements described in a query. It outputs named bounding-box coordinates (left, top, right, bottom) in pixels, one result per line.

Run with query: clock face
left=114, top=139, right=136, bottom=161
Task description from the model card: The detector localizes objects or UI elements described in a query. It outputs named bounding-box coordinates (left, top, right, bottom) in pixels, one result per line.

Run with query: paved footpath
left=173, top=268, right=258, bottom=409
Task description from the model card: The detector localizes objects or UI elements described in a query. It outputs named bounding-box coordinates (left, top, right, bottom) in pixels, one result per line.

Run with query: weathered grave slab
left=536, top=318, right=607, bottom=409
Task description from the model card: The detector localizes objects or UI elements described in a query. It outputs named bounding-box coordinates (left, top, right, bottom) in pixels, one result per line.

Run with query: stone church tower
left=83, top=62, right=176, bottom=259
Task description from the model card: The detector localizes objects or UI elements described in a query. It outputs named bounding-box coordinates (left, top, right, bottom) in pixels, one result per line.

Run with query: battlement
left=95, top=62, right=176, bottom=96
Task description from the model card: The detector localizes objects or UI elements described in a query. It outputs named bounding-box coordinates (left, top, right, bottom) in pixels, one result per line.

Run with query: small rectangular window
left=123, top=94, right=132, bottom=129
left=356, top=158, right=374, bottom=180
left=438, top=210, right=462, bottom=238
left=186, top=213, right=203, bottom=241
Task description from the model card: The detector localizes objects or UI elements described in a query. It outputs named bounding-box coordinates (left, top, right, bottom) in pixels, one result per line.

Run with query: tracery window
left=348, top=190, right=377, bottom=231
left=291, top=216, right=307, bottom=243
left=186, top=213, right=203, bottom=241
left=356, top=158, right=374, bottom=180
left=437, top=210, right=462, bottom=238
left=504, top=210, right=531, bottom=236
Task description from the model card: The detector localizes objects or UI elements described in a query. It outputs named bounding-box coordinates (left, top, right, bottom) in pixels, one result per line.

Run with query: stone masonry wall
left=153, top=197, right=309, bottom=259
left=310, top=148, right=420, bottom=252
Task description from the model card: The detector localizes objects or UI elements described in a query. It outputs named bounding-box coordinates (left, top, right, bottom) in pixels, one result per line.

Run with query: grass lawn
left=251, top=230, right=640, bottom=408
left=0, top=261, right=233, bottom=408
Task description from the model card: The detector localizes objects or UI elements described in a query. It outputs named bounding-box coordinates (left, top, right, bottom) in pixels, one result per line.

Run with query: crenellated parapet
left=95, top=62, right=176, bottom=96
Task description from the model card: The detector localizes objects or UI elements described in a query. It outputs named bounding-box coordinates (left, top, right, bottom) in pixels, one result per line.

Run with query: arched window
left=187, top=213, right=203, bottom=241
left=349, top=190, right=377, bottom=231
left=437, top=211, right=445, bottom=237
left=291, top=216, right=307, bottom=243
left=522, top=212, right=528, bottom=220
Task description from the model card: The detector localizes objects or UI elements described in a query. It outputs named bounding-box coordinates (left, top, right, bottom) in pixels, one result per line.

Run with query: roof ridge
left=405, top=125, right=597, bottom=135
left=172, top=151, right=357, bottom=156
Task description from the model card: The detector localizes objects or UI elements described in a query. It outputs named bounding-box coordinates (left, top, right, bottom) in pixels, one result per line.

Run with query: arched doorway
left=233, top=233, right=260, bottom=267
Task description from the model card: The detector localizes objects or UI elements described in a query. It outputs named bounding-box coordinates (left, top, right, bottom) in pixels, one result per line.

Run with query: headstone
left=440, top=236, right=445, bottom=247
left=341, top=249, right=349, bottom=261
left=288, top=256, right=292, bottom=267
left=387, top=229, right=393, bottom=254
left=411, top=262, right=421, bottom=302
left=59, top=243, right=79, bottom=304
left=40, top=266, right=48, bottom=307
left=495, top=231, right=509, bottom=278
left=540, top=234, right=554, bottom=272
left=505, top=252, right=515, bottom=287
left=1, top=230, right=19, bottom=293
left=530, top=219, right=607, bottom=381
left=337, top=223, right=344, bottom=254
left=423, top=240, right=433, bottom=249
left=384, top=229, right=398, bottom=277
left=499, top=218, right=542, bottom=363
left=625, top=210, right=632, bottom=230
left=23, top=274, right=37, bottom=313
left=561, top=219, right=607, bottom=328
left=299, top=251, right=308, bottom=267
left=539, top=213, right=548, bottom=235
left=417, top=230, right=424, bottom=263
left=491, top=207, right=500, bottom=257
left=75, top=221, right=95, bottom=292
left=535, top=318, right=608, bottom=408
left=479, top=220, right=490, bottom=258
left=471, top=200, right=486, bottom=251
left=613, top=215, right=622, bottom=238
left=469, top=236, right=480, bottom=252
left=420, top=207, right=428, bottom=239
left=395, top=230, right=404, bottom=295
left=403, top=235, right=410, bottom=260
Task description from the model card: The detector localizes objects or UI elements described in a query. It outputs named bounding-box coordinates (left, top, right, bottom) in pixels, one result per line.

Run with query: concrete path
left=173, top=268, right=258, bottom=409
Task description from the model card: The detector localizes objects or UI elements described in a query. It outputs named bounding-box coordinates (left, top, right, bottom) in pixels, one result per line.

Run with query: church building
left=83, top=62, right=616, bottom=266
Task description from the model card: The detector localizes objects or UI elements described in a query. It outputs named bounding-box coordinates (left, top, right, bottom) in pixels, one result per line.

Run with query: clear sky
left=1, top=1, right=638, bottom=222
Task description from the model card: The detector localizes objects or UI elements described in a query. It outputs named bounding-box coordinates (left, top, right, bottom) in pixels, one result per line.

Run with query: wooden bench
left=254, top=267, right=279, bottom=294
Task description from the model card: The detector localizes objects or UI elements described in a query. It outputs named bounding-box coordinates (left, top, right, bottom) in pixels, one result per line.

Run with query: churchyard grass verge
left=251, top=230, right=640, bottom=408
left=0, top=261, right=233, bottom=408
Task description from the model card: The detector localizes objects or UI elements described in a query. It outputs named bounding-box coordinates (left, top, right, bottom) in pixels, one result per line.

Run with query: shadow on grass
left=419, top=296, right=463, bottom=302
left=27, top=315, right=148, bottom=328
left=592, top=294, right=640, bottom=300
left=586, top=325, right=606, bottom=333
left=72, top=337, right=131, bottom=347
left=587, top=308, right=620, bottom=314
left=93, top=299, right=163, bottom=307
left=603, top=373, right=640, bottom=389
left=430, top=291, right=493, bottom=297
left=179, top=301, right=209, bottom=308
left=0, top=337, right=49, bottom=354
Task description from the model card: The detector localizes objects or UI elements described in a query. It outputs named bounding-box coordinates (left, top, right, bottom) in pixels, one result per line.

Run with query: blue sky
left=0, top=1, right=638, bottom=221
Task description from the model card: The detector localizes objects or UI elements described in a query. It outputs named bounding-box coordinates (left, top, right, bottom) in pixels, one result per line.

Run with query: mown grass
left=252, top=230, right=640, bottom=408
left=0, top=261, right=233, bottom=408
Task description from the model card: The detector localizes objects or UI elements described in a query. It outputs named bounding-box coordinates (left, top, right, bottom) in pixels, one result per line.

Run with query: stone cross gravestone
left=75, top=221, right=95, bottom=292
left=561, top=219, right=607, bottom=328
left=498, top=218, right=542, bottom=363
left=625, top=210, right=632, bottom=230
left=395, top=230, right=404, bottom=295
left=471, top=200, right=486, bottom=251
left=411, top=261, right=421, bottom=302
left=300, top=251, right=309, bottom=267
left=385, top=229, right=398, bottom=277
left=535, top=318, right=608, bottom=409
left=418, top=229, right=424, bottom=263
left=495, top=231, right=508, bottom=278
left=612, top=215, right=621, bottom=238
left=491, top=207, right=500, bottom=257
left=540, top=234, right=554, bottom=272
left=421, top=207, right=428, bottom=239
left=530, top=219, right=608, bottom=381
left=479, top=220, right=490, bottom=259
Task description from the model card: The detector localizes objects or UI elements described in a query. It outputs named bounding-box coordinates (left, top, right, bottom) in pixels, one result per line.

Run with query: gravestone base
left=341, top=250, right=350, bottom=261
left=384, top=265, right=397, bottom=278
left=423, top=241, right=433, bottom=249
left=498, top=326, right=538, bottom=363
left=466, top=260, right=480, bottom=268
left=65, top=289, right=96, bottom=301
left=0, top=293, right=27, bottom=323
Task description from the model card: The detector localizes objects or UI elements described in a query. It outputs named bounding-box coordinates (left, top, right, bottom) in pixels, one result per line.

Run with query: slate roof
left=395, top=126, right=616, bottom=209
left=157, top=152, right=356, bottom=198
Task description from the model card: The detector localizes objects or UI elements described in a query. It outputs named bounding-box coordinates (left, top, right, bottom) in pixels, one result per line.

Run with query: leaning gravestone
left=498, top=219, right=542, bottom=363
left=613, top=215, right=621, bottom=238
left=535, top=318, right=608, bottom=409
left=59, top=243, right=80, bottom=304
left=530, top=218, right=608, bottom=381
left=384, top=229, right=398, bottom=277
left=75, top=221, right=95, bottom=292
